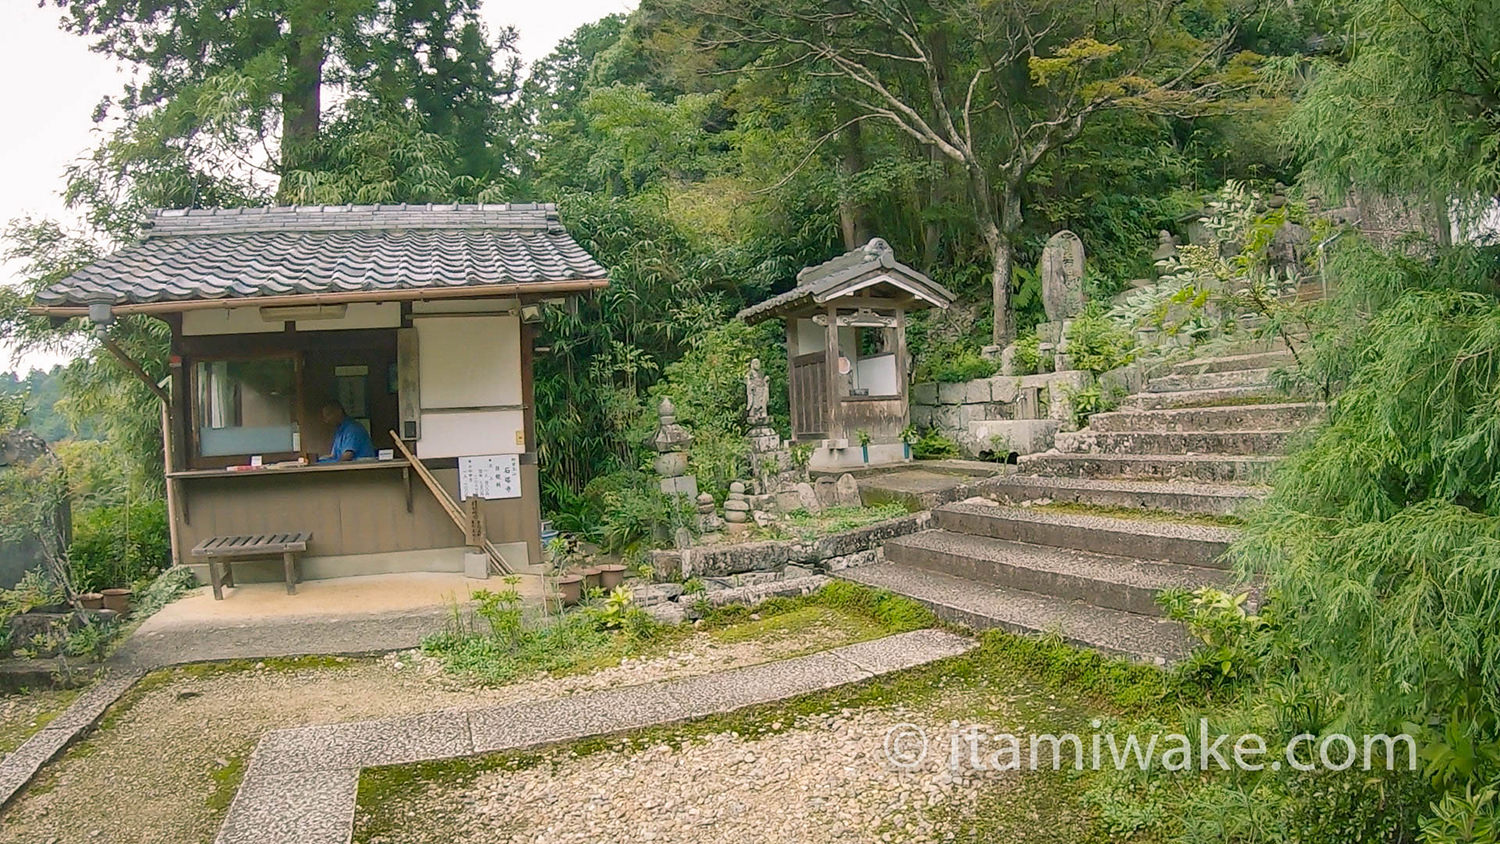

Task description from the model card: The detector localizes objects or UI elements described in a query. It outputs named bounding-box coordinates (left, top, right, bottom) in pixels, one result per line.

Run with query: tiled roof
left=737, top=238, right=953, bottom=323
left=34, top=203, right=609, bottom=309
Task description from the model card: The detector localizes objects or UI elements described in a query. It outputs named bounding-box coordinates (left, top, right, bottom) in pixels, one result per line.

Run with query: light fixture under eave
left=520, top=303, right=543, bottom=323
left=259, top=304, right=349, bottom=322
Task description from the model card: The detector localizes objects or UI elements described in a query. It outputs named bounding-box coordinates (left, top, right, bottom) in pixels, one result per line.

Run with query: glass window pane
left=194, top=358, right=296, bottom=456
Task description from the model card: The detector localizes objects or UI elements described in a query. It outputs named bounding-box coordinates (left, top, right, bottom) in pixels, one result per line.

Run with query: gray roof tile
left=36, top=203, right=608, bottom=308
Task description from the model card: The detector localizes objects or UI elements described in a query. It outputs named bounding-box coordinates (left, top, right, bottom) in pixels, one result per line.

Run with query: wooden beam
left=28, top=279, right=611, bottom=318
left=98, top=334, right=170, bottom=404
left=388, top=432, right=513, bottom=575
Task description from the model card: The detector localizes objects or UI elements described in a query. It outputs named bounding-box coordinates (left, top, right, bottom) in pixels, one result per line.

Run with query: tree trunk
left=836, top=106, right=871, bottom=249
left=986, top=226, right=1014, bottom=345
left=279, top=19, right=326, bottom=177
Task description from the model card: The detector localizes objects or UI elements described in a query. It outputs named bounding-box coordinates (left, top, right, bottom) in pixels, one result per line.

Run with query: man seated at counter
left=319, top=401, right=377, bottom=462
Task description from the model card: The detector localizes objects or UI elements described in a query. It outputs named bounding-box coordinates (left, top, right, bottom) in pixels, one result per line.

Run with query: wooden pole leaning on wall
left=388, top=432, right=513, bottom=575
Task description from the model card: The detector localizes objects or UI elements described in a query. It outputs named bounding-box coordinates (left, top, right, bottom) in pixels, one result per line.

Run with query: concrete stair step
left=1168, top=349, right=1297, bottom=375
left=1053, top=428, right=1294, bottom=456
left=886, top=530, right=1233, bottom=616
left=1148, top=367, right=1281, bottom=393
left=932, top=501, right=1235, bottom=568
left=837, top=563, right=1191, bottom=665
left=1087, top=402, right=1321, bottom=433
left=975, top=474, right=1266, bottom=516
left=1017, top=451, right=1279, bottom=484
left=1120, top=385, right=1293, bottom=411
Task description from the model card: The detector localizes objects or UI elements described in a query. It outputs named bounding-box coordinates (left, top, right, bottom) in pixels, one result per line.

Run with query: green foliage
left=1012, top=331, right=1052, bottom=376
left=67, top=500, right=170, bottom=592
left=1287, top=0, right=1500, bottom=217
left=1064, top=303, right=1136, bottom=374
left=134, top=567, right=198, bottom=618
left=910, top=428, right=960, bottom=460
left=777, top=503, right=911, bottom=541
left=1064, top=383, right=1122, bottom=429
left=1159, top=587, right=1271, bottom=691
left=916, top=344, right=1000, bottom=384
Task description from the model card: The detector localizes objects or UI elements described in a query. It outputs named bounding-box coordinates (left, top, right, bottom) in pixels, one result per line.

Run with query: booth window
left=193, top=356, right=299, bottom=458
left=840, top=325, right=900, bottom=398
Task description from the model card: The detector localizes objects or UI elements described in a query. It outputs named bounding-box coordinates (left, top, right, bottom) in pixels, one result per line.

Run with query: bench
left=191, top=533, right=313, bottom=600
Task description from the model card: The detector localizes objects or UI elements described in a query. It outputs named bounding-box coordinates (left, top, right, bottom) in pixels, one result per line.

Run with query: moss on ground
left=0, top=687, right=81, bottom=755
left=354, top=630, right=1203, bottom=842
left=1029, top=501, right=1246, bottom=529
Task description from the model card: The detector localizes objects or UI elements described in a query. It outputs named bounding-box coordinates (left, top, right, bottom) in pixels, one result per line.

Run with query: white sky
left=0, top=0, right=634, bottom=376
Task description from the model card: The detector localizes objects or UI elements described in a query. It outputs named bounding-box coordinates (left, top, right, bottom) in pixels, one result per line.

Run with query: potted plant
left=856, top=429, right=872, bottom=463
left=900, top=424, right=919, bottom=460
left=101, top=588, right=133, bottom=615
left=598, top=563, right=627, bottom=590
left=555, top=574, right=584, bottom=606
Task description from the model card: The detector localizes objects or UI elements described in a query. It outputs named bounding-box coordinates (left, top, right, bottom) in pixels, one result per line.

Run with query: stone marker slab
left=216, top=769, right=360, bottom=844
left=251, top=709, right=473, bottom=776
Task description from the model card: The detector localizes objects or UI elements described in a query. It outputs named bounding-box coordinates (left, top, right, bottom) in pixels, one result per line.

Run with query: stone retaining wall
left=649, top=512, right=931, bottom=580
left=910, top=371, right=1092, bottom=458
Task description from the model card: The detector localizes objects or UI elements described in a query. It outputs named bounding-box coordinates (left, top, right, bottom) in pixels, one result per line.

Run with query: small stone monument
left=833, top=473, right=862, bottom=508
left=1151, top=230, right=1179, bottom=275
left=723, top=481, right=751, bottom=535
left=1039, top=230, right=1086, bottom=322
left=745, top=358, right=782, bottom=454
left=696, top=492, right=723, bottom=535
left=652, top=397, right=698, bottom=499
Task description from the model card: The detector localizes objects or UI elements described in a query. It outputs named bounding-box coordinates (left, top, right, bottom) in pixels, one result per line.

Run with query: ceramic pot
left=582, top=567, right=603, bottom=592
left=78, top=593, right=105, bottom=610
left=556, top=575, right=583, bottom=607
left=101, top=588, right=132, bottom=615
left=598, top=564, right=626, bottom=590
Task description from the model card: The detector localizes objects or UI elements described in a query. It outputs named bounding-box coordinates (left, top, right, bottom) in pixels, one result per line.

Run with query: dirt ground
left=0, top=687, right=80, bottom=756
left=0, top=608, right=881, bottom=844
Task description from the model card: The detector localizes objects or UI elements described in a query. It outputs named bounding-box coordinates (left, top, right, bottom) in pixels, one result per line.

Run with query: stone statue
left=1039, top=230, right=1086, bottom=322
left=745, top=358, right=769, bottom=426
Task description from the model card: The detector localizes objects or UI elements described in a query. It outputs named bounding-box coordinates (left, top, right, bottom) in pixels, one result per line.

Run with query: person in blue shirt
left=319, top=401, right=376, bottom=462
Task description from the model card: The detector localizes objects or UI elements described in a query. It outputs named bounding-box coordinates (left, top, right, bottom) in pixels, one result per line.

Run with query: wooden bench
left=191, top=533, right=313, bottom=600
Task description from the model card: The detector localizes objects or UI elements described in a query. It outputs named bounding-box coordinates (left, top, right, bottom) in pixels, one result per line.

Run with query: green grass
left=775, top=503, right=912, bottom=540
left=205, top=743, right=252, bottom=815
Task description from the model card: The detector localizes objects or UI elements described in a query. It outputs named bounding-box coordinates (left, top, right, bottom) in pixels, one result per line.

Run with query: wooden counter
left=167, top=459, right=411, bottom=480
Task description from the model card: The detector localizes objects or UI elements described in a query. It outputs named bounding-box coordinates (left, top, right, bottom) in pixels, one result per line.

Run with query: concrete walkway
left=215, top=629, right=976, bottom=844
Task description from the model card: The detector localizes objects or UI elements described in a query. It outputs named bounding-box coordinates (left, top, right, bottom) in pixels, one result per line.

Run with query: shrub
left=1065, top=302, right=1136, bottom=374
left=1011, top=330, right=1051, bottom=376
left=68, top=499, right=171, bottom=592
left=911, top=428, right=960, bottom=460
left=919, top=345, right=1000, bottom=383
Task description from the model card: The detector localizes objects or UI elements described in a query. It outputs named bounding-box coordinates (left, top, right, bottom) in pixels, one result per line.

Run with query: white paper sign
left=458, top=454, right=521, bottom=500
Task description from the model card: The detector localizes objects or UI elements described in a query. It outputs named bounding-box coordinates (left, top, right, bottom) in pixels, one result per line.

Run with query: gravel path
left=0, top=622, right=865, bottom=844
left=373, top=708, right=986, bottom=844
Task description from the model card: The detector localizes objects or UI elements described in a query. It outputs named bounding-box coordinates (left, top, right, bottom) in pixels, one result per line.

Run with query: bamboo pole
left=388, top=433, right=513, bottom=575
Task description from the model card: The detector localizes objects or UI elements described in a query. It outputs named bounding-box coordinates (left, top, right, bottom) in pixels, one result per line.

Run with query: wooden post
left=824, top=304, right=842, bottom=441
left=464, top=496, right=485, bottom=549
left=785, top=318, right=800, bottom=441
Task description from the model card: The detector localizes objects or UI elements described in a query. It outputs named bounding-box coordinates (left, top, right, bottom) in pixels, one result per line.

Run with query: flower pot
left=556, top=575, right=583, bottom=607
left=582, top=567, right=603, bottom=592
left=78, top=592, right=105, bottom=611
left=903, top=443, right=911, bottom=460
left=861, top=445, right=869, bottom=463
left=101, top=588, right=133, bottom=615
left=598, top=564, right=626, bottom=590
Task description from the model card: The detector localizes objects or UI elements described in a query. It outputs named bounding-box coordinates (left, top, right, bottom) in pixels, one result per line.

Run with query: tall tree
left=1287, top=0, right=1499, bottom=220
left=688, top=0, right=1256, bottom=343
left=50, top=0, right=514, bottom=199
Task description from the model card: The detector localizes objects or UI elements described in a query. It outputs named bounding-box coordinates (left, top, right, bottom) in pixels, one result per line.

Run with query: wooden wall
left=173, top=463, right=541, bottom=566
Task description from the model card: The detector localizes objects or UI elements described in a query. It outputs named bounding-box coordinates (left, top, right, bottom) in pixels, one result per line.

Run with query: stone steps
left=1120, top=385, right=1294, bottom=411
left=1087, top=402, right=1321, bottom=433
left=1167, top=349, right=1297, bottom=375
left=1147, top=367, right=1280, bottom=393
left=885, top=529, right=1233, bottom=616
left=837, top=563, right=1191, bottom=665
left=975, top=474, right=1265, bottom=516
left=1053, top=428, right=1295, bottom=457
left=1018, top=451, right=1279, bottom=483
left=932, top=501, right=1234, bottom=568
